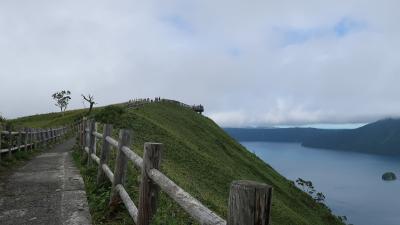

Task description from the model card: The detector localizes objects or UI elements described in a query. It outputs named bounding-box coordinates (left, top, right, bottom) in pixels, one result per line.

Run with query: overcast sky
left=0, top=1, right=399, bottom=127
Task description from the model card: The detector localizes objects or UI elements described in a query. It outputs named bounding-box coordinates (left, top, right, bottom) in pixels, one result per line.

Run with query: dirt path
left=0, top=138, right=91, bottom=225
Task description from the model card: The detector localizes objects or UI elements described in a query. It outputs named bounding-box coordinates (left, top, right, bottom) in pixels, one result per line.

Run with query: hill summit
left=12, top=101, right=343, bottom=225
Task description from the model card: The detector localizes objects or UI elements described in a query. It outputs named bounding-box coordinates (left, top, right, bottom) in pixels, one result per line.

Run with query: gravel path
left=0, top=138, right=92, bottom=225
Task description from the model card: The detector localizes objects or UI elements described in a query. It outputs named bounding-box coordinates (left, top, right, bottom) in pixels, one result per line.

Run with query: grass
left=13, top=102, right=345, bottom=225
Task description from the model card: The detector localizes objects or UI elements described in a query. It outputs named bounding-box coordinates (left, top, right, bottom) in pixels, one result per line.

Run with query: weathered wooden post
left=97, top=124, right=113, bottom=185
left=44, top=129, right=47, bottom=144
left=40, top=129, right=46, bottom=148
left=53, top=128, right=56, bottom=141
left=92, top=123, right=97, bottom=155
left=32, top=129, right=36, bottom=149
left=45, top=129, right=49, bottom=146
left=39, top=129, right=43, bottom=147
left=81, top=118, right=87, bottom=148
left=227, top=180, right=273, bottom=225
left=53, top=128, right=56, bottom=143
left=46, top=128, right=49, bottom=143
left=24, top=128, right=29, bottom=151
left=109, top=129, right=132, bottom=208
left=8, top=130, right=12, bottom=158
left=37, top=129, right=41, bottom=147
left=79, top=120, right=83, bottom=146
left=0, top=131, right=2, bottom=162
left=26, top=129, right=30, bottom=150
left=27, top=129, right=32, bottom=150
left=77, top=122, right=81, bottom=144
left=138, top=143, right=163, bottom=225
left=48, top=128, right=52, bottom=143
left=87, top=120, right=96, bottom=166
left=31, top=129, right=35, bottom=149
left=17, top=130, right=22, bottom=152
left=81, top=120, right=89, bottom=163
left=84, top=120, right=91, bottom=152
left=50, top=128, right=53, bottom=143
left=37, top=129, right=41, bottom=148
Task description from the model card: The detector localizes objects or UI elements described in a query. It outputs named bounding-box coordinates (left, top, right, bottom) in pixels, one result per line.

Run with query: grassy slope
left=13, top=102, right=343, bottom=225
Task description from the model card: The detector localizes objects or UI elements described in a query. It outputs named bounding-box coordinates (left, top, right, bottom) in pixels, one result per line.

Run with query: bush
left=94, top=105, right=135, bottom=128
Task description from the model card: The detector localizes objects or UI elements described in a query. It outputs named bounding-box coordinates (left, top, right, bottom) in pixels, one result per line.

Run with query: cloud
left=0, top=0, right=399, bottom=128
left=277, top=17, right=367, bottom=46
left=334, top=17, right=366, bottom=37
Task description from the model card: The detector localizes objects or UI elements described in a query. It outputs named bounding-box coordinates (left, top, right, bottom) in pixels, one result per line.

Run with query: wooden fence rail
left=0, top=126, right=69, bottom=162
left=126, top=98, right=204, bottom=114
left=77, top=118, right=273, bottom=225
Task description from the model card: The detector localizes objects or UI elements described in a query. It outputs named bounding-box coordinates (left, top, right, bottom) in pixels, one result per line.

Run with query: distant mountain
left=225, top=118, right=400, bottom=155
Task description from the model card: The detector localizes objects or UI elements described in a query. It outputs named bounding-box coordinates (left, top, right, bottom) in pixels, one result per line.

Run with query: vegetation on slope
left=13, top=102, right=344, bottom=225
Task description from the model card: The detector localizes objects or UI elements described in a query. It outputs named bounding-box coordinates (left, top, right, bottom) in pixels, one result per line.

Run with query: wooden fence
left=126, top=98, right=204, bottom=114
left=77, top=118, right=273, bottom=225
left=0, top=126, right=69, bottom=162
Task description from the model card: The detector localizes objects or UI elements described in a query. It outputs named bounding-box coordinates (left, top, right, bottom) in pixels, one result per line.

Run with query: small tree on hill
left=0, top=114, right=6, bottom=129
left=52, top=90, right=71, bottom=115
left=82, top=94, right=96, bottom=115
left=296, top=177, right=326, bottom=203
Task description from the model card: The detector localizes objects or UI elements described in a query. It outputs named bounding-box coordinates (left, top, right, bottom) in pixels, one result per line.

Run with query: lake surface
left=241, top=142, right=400, bottom=225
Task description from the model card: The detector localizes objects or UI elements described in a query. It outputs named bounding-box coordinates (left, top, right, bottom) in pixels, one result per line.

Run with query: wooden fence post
left=38, top=129, right=41, bottom=147
left=31, top=129, right=35, bottom=149
left=81, top=120, right=89, bottom=163
left=24, top=128, right=29, bottom=151
left=87, top=120, right=96, bottom=166
left=48, top=128, right=52, bottom=143
left=82, top=118, right=87, bottom=149
left=109, top=129, right=132, bottom=208
left=80, top=120, right=83, bottom=147
left=138, top=143, right=163, bottom=225
left=32, top=129, right=37, bottom=149
left=17, top=130, right=22, bottom=152
left=77, top=121, right=81, bottom=144
left=50, top=128, right=54, bottom=143
left=227, top=180, right=273, bottom=225
left=53, top=128, right=56, bottom=142
left=39, top=129, right=42, bottom=147
left=39, top=129, right=43, bottom=147
left=97, top=124, right=113, bottom=185
left=30, top=129, right=33, bottom=149
left=26, top=128, right=32, bottom=150
left=0, top=131, right=2, bottom=162
left=8, top=130, right=12, bottom=158
left=44, top=129, right=48, bottom=146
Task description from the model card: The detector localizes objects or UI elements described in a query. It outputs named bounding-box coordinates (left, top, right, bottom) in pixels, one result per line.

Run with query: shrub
left=94, top=105, right=134, bottom=128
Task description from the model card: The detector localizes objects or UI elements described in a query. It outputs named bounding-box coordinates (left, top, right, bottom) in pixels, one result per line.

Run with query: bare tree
left=52, top=90, right=71, bottom=115
left=82, top=94, right=96, bottom=115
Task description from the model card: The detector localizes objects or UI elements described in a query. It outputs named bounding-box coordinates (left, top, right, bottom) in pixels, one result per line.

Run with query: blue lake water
left=241, top=142, right=400, bottom=225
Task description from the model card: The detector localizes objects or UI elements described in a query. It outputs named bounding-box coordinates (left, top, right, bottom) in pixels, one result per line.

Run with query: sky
left=0, top=0, right=399, bottom=128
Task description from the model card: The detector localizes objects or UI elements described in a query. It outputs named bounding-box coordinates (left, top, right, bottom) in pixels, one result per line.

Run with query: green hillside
left=12, top=102, right=343, bottom=225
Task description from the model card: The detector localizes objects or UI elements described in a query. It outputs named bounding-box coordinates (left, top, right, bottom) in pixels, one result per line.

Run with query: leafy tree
left=315, top=192, right=326, bottom=203
left=296, top=178, right=315, bottom=195
left=52, top=90, right=71, bottom=114
left=296, top=178, right=326, bottom=203
left=0, top=114, right=5, bottom=123
left=82, top=94, right=96, bottom=115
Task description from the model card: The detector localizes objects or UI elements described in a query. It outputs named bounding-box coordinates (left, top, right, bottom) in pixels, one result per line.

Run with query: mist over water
left=242, top=142, right=400, bottom=225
